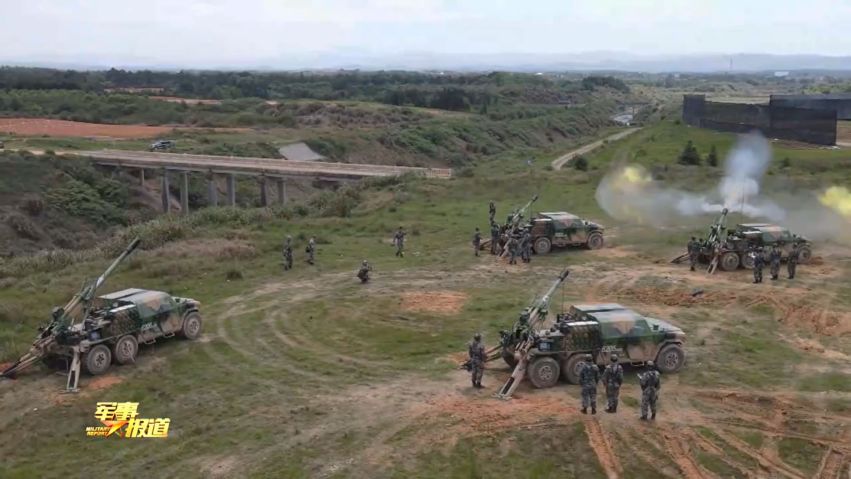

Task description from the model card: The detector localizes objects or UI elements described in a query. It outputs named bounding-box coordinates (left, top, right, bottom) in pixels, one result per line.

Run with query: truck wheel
left=741, top=253, right=755, bottom=270
left=528, top=357, right=560, bottom=389
left=113, top=335, right=138, bottom=365
left=586, top=232, right=604, bottom=250
left=719, top=252, right=740, bottom=271
left=180, top=312, right=203, bottom=340
left=562, top=354, right=586, bottom=385
left=797, top=246, right=812, bottom=264
left=656, top=344, right=685, bottom=373
left=534, top=237, right=552, bottom=255
left=84, top=344, right=112, bottom=376
left=501, top=345, right=517, bottom=368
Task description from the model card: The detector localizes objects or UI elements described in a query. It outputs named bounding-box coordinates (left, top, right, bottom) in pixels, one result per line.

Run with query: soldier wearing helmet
left=602, top=353, right=624, bottom=413
left=687, top=236, right=699, bottom=271
left=394, top=226, right=406, bottom=258
left=769, top=244, right=782, bottom=280
left=468, top=333, right=486, bottom=389
left=357, top=260, right=372, bottom=283
left=488, top=201, right=496, bottom=224
left=787, top=241, right=800, bottom=279
left=282, top=235, right=293, bottom=271
left=639, top=360, right=661, bottom=420
left=579, top=354, right=600, bottom=414
left=472, top=227, right=482, bottom=257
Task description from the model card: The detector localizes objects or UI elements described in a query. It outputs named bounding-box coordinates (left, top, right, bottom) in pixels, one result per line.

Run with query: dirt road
left=551, top=128, right=641, bottom=170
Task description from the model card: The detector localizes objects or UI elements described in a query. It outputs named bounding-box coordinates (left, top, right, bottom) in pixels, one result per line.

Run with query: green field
left=1, top=117, right=849, bottom=478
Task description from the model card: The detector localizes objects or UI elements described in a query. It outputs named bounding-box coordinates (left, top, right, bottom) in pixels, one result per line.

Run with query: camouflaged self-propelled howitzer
left=479, top=268, right=685, bottom=400
left=1, top=238, right=203, bottom=392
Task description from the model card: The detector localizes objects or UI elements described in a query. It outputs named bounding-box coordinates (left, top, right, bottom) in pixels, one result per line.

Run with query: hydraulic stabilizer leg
left=495, top=354, right=528, bottom=400
left=65, top=347, right=81, bottom=393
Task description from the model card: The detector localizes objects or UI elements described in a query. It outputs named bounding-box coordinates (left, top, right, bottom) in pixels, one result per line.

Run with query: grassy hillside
left=1, top=120, right=849, bottom=478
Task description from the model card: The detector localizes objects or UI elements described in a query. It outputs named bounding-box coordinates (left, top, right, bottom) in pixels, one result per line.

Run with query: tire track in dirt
left=660, top=431, right=708, bottom=479
left=584, top=418, right=623, bottom=479
left=710, top=428, right=806, bottom=479
left=611, top=427, right=681, bottom=478
left=816, top=448, right=846, bottom=479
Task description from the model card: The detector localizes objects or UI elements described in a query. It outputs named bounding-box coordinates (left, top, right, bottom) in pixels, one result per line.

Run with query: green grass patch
left=777, top=438, right=826, bottom=476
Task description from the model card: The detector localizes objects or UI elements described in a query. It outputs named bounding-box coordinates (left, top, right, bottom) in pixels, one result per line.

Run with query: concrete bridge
left=78, top=149, right=452, bottom=213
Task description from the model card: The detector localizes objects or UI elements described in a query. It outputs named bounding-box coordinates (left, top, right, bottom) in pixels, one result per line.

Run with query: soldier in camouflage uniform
left=306, top=237, right=316, bottom=265
left=579, top=354, right=600, bottom=415
left=507, top=234, right=519, bottom=265
left=357, top=259, right=372, bottom=283
left=394, top=226, right=406, bottom=258
left=490, top=222, right=500, bottom=255
left=282, top=235, right=293, bottom=270
left=769, top=245, right=782, bottom=280
left=522, top=228, right=532, bottom=263
left=687, top=236, right=698, bottom=271
left=602, top=354, right=624, bottom=413
left=488, top=201, right=496, bottom=224
left=639, top=361, right=661, bottom=420
left=752, top=247, right=764, bottom=284
left=473, top=227, right=482, bottom=257
left=468, top=333, right=486, bottom=388
left=787, top=242, right=800, bottom=279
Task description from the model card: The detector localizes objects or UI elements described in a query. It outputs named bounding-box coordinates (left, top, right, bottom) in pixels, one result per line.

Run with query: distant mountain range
left=4, top=52, right=851, bottom=73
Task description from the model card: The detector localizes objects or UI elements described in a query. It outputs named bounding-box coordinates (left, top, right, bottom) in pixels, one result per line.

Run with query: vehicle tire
left=180, top=312, right=203, bottom=340
left=719, top=252, right=740, bottom=271
left=797, top=246, right=812, bottom=264
left=656, top=344, right=686, bottom=373
left=533, top=237, right=552, bottom=255
left=501, top=345, right=517, bottom=369
left=84, top=344, right=112, bottom=376
left=562, top=354, right=586, bottom=385
left=586, top=232, right=604, bottom=250
left=741, top=253, right=755, bottom=270
left=528, top=356, right=560, bottom=389
left=113, top=335, right=138, bottom=365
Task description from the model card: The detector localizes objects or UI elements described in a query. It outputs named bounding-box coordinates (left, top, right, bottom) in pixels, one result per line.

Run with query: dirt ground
left=0, top=118, right=174, bottom=139
left=0, top=118, right=249, bottom=139
left=2, top=244, right=849, bottom=478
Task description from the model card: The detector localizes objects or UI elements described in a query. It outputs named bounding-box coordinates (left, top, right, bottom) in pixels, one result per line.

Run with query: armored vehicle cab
left=528, top=212, right=604, bottom=254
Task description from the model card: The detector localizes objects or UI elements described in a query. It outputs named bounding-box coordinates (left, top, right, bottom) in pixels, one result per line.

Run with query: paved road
left=551, top=128, right=641, bottom=170
left=16, top=148, right=452, bottom=180
left=84, top=150, right=453, bottom=180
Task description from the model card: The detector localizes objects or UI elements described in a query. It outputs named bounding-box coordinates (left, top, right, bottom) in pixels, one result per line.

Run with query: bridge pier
left=161, top=169, right=170, bottom=213
left=208, top=173, right=218, bottom=207
left=276, top=178, right=286, bottom=205
left=180, top=171, right=190, bottom=214
left=259, top=176, right=268, bottom=207
left=226, top=174, right=236, bottom=207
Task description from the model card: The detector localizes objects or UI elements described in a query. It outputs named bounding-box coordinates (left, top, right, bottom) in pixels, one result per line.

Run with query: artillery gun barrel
left=526, top=267, right=570, bottom=327
left=508, top=194, right=539, bottom=229
left=1, top=237, right=141, bottom=380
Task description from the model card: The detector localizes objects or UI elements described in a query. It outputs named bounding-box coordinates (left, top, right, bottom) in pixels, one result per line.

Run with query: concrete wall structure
left=770, top=94, right=851, bottom=120
left=682, top=95, right=837, bottom=145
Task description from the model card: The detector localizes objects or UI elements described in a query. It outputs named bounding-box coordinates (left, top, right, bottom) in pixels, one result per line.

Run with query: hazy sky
left=2, top=0, right=849, bottom=68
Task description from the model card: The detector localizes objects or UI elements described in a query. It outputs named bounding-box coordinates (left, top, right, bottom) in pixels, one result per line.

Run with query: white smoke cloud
left=595, top=132, right=790, bottom=226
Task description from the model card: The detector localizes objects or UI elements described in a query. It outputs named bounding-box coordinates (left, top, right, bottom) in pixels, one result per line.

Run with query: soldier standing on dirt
left=507, top=234, right=519, bottom=265
left=769, top=245, right=782, bottom=280
left=488, top=201, right=496, bottom=224
left=752, top=247, right=765, bottom=284
left=788, top=242, right=800, bottom=279
left=602, top=354, right=624, bottom=413
left=394, top=226, right=406, bottom=258
left=468, top=333, right=486, bottom=388
left=357, top=259, right=372, bottom=283
left=306, top=237, right=316, bottom=265
left=579, top=354, right=600, bottom=415
left=472, top=227, right=482, bottom=257
left=283, top=235, right=293, bottom=271
left=522, top=228, right=532, bottom=263
left=639, top=361, right=661, bottom=420
left=687, top=236, right=699, bottom=271
left=490, top=222, right=500, bottom=255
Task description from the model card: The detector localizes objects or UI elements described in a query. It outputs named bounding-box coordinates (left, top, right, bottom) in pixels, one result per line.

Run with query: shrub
left=706, top=145, right=719, bottom=167
left=678, top=140, right=702, bottom=166
left=573, top=155, right=589, bottom=171
left=6, top=212, right=40, bottom=240
left=225, top=268, right=243, bottom=280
